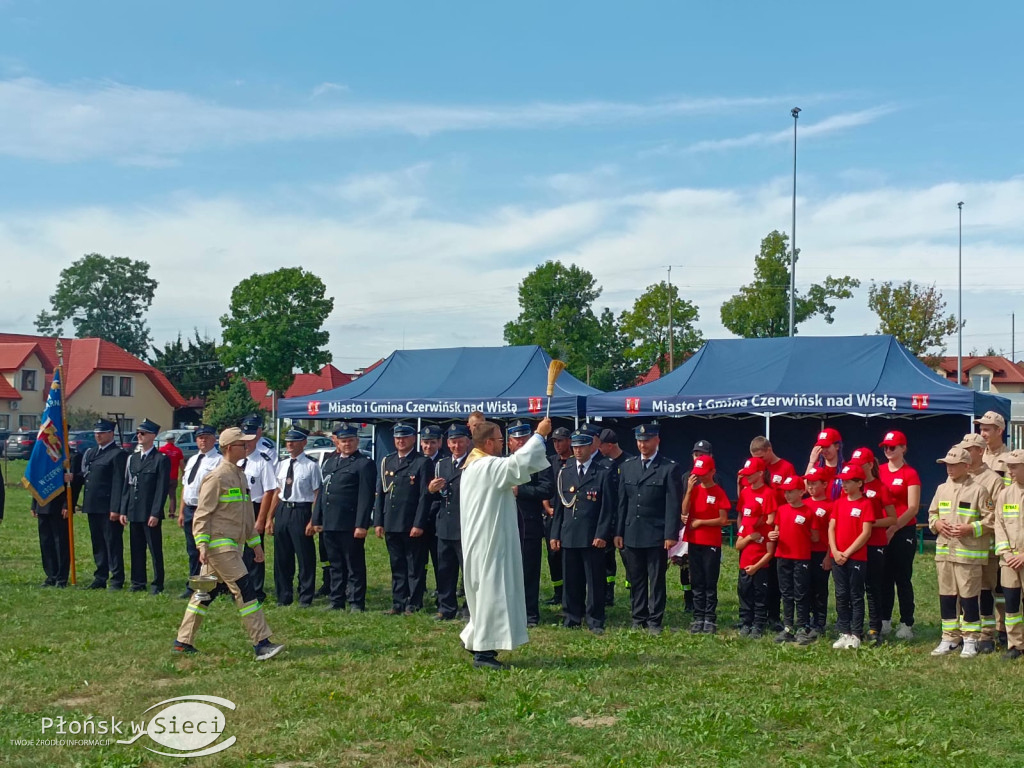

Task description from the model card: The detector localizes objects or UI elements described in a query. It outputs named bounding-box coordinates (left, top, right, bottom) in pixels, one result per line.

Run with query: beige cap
left=958, top=433, right=987, bottom=449
left=1004, top=449, right=1024, bottom=466
left=937, top=446, right=971, bottom=465
left=219, top=427, right=256, bottom=447
left=974, top=411, right=1006, bottom=430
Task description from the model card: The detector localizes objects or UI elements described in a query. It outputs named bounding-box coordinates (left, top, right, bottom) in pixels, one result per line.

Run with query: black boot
left=316, top=567, right=331, bottom=598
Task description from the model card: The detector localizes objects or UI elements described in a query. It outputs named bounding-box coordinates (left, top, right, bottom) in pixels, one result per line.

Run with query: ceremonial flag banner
left=22, top=369, right=68, bottom=505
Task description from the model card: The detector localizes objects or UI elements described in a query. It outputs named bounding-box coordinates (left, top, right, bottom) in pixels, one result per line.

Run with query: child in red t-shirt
left=736, top=459, right=776, bottom=639
left=738, top=457, right=782, bottom=631
left=769, top=475, right=814, bottom=645
left=877, top=430, right=922, bottom=640
left=682, top=456, right=731, bottom=634
left=828, top=463, right=876, bottom=649
left=804, top=467, right=834, bottom=637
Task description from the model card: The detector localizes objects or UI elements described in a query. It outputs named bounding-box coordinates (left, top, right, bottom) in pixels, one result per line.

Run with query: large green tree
left=202, top=375, right=264, bottom=432
left=35, top=253, right=158, bottom=357
left=151, top=330, right=227, bottom=401
left=720, top=231, right=859, bottom=338
left=868, top=280, right=960, bottom=358
left=619, top=281, right=703, bottom=375
left=219, top=268, right=334, bottom=394
left=589, top=308, right=639, bottom=391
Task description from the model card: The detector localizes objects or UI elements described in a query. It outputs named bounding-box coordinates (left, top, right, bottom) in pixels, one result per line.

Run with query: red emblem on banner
left=625, top=397, right=641, bottom=413
left=528, top=397, right=543, bottom=413
left=910, top=394, right=929, bottom=410
left=307, top=400, right=321, bottom=416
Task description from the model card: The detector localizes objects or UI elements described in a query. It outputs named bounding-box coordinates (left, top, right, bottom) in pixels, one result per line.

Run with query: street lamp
left=789, top=107, right=801, bottom=337
left=957, top=201, right=964, bottom=387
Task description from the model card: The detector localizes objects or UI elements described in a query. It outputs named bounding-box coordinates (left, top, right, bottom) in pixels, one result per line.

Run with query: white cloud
left=0, top=77, right=826, bottom=163
left=2, top=172, right=1022, bottom=367
left=311, top=81, right=350, bottom=98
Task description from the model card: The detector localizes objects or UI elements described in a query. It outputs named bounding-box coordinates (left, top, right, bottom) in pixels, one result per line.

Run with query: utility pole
left=667, top=265, right=674, bottom=372
left=789, top=107, right=801, bottom=337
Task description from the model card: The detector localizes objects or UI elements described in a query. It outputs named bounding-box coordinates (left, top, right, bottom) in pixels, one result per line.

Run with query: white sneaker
left=832, top=634, right=849, bottom=649
left=847, top=635, right=861, bottom=649
left=931, top=640, right=960, bottom=656
left=960, top=639, right=978, bottom=658
left=895, top=622, right=914, bottom=640
left=880, top=619, right=892, bottom=636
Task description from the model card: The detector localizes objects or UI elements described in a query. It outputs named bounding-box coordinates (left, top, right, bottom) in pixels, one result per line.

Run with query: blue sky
left=1, top=1, right=1022, bottom=369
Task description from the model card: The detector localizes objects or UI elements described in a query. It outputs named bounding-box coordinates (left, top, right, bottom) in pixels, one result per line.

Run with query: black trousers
left=737, top=566, right=769, bottom=629
left=436, top=536, right=464, bottom=619
left=881, top=525, right=916, bottom=626
left=411, top=527, right=436, bottom=608
left=604, top=547, right=617, bottom=601
left=809, top=550, right=831, bottom=630
left=322, top=530, right=366, bottom=609
left=183, top=505, right=200, bottom=584
left=317, top=531, right=334, bottom=594
left=833, top=559, right=866, bottom=637
left=623, top=546, right=668, bottom=628
left=385, top=532, right=427, bottom=611
left=426, top=521, right=440, bottom=594
left=38, top=513, right=70, bottom=585
left=86, top=512, right=124, bottom=586
left=689, top=544, right=722, bottom=624
left=274, top=503, right=315, bottom=605
left=765, top=556, right=781, bottom=625
left=129, top=520, right=164, bottom=590
left=865, top=545, right=887, bottom=633
left=543, top=516, right=562, bottom=595
left=562, top=546, right=607, bottom=629
left=241, top=502, right=266, bottom=602
left=521, top=536, right=543, bottom=624
left=777, top=557, right=811, bottom=630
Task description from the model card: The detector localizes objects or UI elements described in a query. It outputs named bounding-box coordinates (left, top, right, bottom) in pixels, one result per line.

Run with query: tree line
left=34, top=233, right=964, bottom=426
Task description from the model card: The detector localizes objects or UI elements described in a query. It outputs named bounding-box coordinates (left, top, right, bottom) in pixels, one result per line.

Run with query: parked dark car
left=120, top=433, right=140, bottom=453
left=0, top=428, right=9, bottom=457
left=67, top=430, right=98, bottom=455
left=6, top=430, right=38, bottom=459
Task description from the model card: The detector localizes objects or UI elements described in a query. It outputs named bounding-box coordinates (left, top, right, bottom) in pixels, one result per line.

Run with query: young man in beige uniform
left=975, top=411, right=1010, bottom=473
left=993, top=450, right=1024, bottom=660
left=960, top=433, right=1004, bottom=652
left=173, top=427, right=284, bottom=660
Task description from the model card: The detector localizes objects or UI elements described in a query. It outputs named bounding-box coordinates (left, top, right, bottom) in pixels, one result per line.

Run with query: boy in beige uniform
left=960, top=433, right=1004, bottom=652
left=929, top=446, right=994, bottom=658
left=174, top=427, right=284, bottom=660
left=993, top=450, right=1024, bottom=660
left=975, top=411, right=1010, bottom=473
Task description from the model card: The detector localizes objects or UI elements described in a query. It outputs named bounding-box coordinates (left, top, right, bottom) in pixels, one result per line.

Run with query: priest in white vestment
left=459, top=418, right=552, bottom=668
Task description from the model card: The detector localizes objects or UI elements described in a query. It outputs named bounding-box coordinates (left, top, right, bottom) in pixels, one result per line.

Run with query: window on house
left=19, top=414, right=39, bottom=430
left=971, top=374, right=992, bottom=392
left=20, top=370, right=36, bottom=391
left=0, top=414, right=9, bottom=430
left=120, top=418, right=134, bottom=435
left=102, top=375, right=115, bottom=396
left=119, top=376, right=134, bottom=397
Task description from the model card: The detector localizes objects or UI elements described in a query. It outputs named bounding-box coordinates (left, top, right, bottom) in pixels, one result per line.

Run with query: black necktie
left=241, top=458, right=248, bottom=471
left=187, top=456, right=201, bottom=484
left=283, top=458, right=295, bottom=500
left=578, top=462, right=586, bottom=476
left=643, top=459, right=651, bottom=471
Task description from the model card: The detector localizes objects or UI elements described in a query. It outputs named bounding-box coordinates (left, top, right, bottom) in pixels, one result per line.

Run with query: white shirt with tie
left=181, top=449, right=223, bottom=507
left=276, top=453, right=322, bottom=503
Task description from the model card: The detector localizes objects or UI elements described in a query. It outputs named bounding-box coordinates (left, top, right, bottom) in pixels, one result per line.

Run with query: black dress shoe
left=297, top=602, right=313, bottom=608
left=472, top=652, right=504, bottom=670
left=1003, top=647, right=1022, bottom=660
left=149, top=586, right=163, bottom=595
left=179, top=589, right=193, bottom=599
left=348, top=605, right=365, bottom=613
left=40, top=579, right=56, bottom=588
left=589, top=626, right=605, bottom=636
left=86, top=580, right=106, bottom=590
left=108, top=583, right=123, bottom=591
left=324, top=604, right=345, bottom=611
left=129, top=585, right=146, bottom=592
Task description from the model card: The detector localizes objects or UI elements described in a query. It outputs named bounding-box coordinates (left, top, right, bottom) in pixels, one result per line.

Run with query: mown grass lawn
left=2, top=469, right=1024, bottom=768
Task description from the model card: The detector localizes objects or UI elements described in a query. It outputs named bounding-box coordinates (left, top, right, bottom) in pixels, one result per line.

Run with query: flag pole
left=56, top=339, right=77, bottom=586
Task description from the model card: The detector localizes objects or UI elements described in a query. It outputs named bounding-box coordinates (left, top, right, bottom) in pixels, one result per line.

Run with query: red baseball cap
left=738, top=456, right=767, bottom=476
left=803, top=466, right=833, bottom=484
left=778, top=475, right=803, bottom=491
left=838, top=463, right=865, bottom=481
left=691, top=456, right=716, bottom=477
left=879, top=430, right=907, bottom=448
left=848, top=447, right=876, bottom=465
left=815, top=427, right=842, bottom=447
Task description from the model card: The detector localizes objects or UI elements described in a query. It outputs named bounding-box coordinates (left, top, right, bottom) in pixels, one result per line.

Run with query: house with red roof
left=934, top=355, right=1024, bottom=394
left=0, top=333, right=185, bottom=435
left=244, top=359, right=385, bottom=406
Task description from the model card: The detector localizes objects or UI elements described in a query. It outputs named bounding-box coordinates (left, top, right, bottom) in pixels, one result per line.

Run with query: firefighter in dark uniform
left=374, top=423, right=432, bottom=614
left=418, top=424, right=445, bottom=609
left=32, top=483, right=71, bottom=587
left=509, top=419, right=554, bottom=627
left=313, top=423, right=376, bottom=611
left=616, top=423, right=683, bottom=634
left=80, top=418, right=128, bottom=589
left=544, top=426, right=573, bottom=605
left=427, top=424, right=471, bottom=620
left=552, top=429, right=616, bottom=634
left=597, top=427, right=628, bottom=606
left=119, top=418, right=170, bottom=594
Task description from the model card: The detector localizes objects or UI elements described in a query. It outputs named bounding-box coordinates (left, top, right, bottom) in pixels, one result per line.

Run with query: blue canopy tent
left=280, top=345, right=599, bottom=422
left=586, top=336, right=1010, bottom=498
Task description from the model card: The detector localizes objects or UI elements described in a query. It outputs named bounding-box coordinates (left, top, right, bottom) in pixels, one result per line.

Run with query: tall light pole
left=957, top=201, right=964, bottom=387
left=667, top=265, right=674, bottom=372
left=789, top=107, right=801, bottom=337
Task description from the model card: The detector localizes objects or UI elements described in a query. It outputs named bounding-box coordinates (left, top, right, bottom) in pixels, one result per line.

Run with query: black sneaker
left=977, top=639, right=996, bottom=655
left=473, top=652, right=504, bottom=670
left=997, top=631, right=1009, bottom=649
left=689, top=621, right=705, bottom=634
left=647, top=625, right=663, bottom=636
left=738, top=625, right=752, bottom=637
left=1002, top=647, right=1022, bottom=661
left=703, top=622, right=718, bottom=635
left=172, top=641, right=198, bottom=655
left=867, top=630, right=883, bottom=647
left=795, top=629, right=814, bottom=646
left=254, top=640, right=284, bottom=661
left=750, top=627, right=764, bottom=640
left=774, top=629, right=796, bottom=644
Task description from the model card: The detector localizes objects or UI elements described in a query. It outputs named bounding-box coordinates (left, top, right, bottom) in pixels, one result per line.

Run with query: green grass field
left=2, top=464, right=1024, bottom=768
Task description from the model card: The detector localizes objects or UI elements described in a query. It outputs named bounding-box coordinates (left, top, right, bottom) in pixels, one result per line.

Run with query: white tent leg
left=765, top=413, right=771, bottom=440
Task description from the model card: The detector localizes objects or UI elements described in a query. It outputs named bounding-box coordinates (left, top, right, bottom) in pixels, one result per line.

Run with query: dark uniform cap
left=333, top=423, right=359, bottom=437
left=551, top=427, right=572, bottom=440
left=285, top=428, right=309, bottom=441
left=598, top=428, right=618, bottom=444
left=241, top=423, right=259, bottom=435
left=582, top=424, right=602, bottom=437
left=393, top=423, right=416, bottom=437
left=93, top=419, right=116, bottom=433
left=570, top=430, right=594, bottom=446
left=242, top=412, right=264, bottom=428
left=194, top=424, right=216, bottom=437
left=448, top=424, right=471, bottom=439
left=507, top=420, right=532, bottom=438
left=634, top=423, right=659, bottom=439
left=692, top=439, right=713, bottom=455
left=420, top=424, right=443, bottom=440
left=137, top=419, right=160, bottom=434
